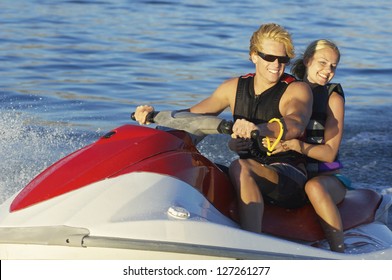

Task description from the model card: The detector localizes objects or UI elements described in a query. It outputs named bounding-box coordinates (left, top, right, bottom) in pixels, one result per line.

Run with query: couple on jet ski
left=134, top=23, right=349, bottom=253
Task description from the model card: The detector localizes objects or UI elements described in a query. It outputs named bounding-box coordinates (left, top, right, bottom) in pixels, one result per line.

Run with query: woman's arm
left=266, top=91, right=345, bottom=162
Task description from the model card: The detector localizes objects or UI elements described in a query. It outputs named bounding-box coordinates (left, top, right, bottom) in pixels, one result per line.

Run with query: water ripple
left=0, top=0, right=391, bottom=205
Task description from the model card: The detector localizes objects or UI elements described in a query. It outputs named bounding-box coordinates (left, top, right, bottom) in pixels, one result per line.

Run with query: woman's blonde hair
left=291, top=39, right=341, bottom=80
left=249, top=23, right=295, bottom=60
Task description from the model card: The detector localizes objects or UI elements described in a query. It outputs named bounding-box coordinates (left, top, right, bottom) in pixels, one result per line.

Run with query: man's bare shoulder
left=286, top=81, right=312, bottom=98
left=191, top=76, right=239, bottom=114
left=220, top=76, right=239, bottom=88
left=287, top=80, right=310, bottom=90
left=213, top=76, right=239, bottom=97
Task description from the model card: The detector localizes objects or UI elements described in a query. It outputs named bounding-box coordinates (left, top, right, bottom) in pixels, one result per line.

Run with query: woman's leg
left=305, top=176, right=346, bottom=252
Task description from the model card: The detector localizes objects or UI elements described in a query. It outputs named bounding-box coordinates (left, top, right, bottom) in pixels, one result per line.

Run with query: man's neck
left=253, top=74, right=278, bottom=95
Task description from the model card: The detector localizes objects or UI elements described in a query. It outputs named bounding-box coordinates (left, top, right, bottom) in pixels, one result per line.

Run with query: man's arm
left=259, top=81, right=313, bottom=140
left=230, top=81, right=312, bottom=140
left=134, top=77, right=237, bottom=124
left=190, top=77, right=237, bottom=115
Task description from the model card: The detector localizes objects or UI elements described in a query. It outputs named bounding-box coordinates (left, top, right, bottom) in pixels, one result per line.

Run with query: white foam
left=0, top=111, right=89, bottom=203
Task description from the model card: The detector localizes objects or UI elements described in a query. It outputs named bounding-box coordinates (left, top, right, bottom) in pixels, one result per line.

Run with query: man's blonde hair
left=249, top=23, right=295, bottom=60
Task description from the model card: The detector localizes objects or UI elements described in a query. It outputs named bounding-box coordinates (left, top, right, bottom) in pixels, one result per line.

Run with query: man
left=135, top=23, right=312, bottom=234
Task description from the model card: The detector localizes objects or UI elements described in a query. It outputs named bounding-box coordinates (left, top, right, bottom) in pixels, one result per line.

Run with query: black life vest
left=304, top=83, right=345, bottom=175
left=233, top=73, right=295, bottom=123
left=233, top=73, right=304, bottom=165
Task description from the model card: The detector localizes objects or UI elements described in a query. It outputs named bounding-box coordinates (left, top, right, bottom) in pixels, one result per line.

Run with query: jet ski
left=0, top=110, right=391, bottom=259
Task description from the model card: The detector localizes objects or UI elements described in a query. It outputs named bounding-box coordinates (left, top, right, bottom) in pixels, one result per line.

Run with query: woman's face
left=305, top=47, right=339, bottom=86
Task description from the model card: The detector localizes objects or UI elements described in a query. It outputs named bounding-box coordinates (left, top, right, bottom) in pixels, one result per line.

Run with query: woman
left=265, top=39, right=350, bottom=252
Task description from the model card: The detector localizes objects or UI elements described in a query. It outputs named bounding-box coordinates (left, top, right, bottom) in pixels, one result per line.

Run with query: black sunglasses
left=257, top=51, right=290, bottom=64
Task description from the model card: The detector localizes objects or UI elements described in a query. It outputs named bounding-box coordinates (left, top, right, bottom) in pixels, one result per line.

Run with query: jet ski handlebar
left=131, top=110, right=233, bottom=135
left=130, top=110, right=267, bottom=152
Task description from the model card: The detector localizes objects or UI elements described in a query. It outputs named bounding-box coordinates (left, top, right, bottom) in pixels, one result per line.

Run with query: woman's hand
left=262, top=138, right=302, bottom=154
left=134, top=105, right=155, bottom=125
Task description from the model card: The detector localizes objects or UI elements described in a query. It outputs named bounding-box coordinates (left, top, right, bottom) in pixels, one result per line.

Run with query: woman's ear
left=304, top=57, right=311, bottom=67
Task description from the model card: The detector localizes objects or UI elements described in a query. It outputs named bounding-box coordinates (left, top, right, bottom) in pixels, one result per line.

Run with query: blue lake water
left=0, top=0, right=391, bottom=223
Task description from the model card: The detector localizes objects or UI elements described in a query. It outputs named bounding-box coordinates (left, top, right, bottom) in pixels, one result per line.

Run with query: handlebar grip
left=251, top=130, right=260, bottom=140
left=130, top=111, right=158, bottom=123
left=217, top=120, right=234, bottom=135
left=250, top=129, right=269, bottom=153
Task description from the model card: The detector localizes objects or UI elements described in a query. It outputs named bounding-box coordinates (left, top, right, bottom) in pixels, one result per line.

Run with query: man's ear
left=251, top=53, right=258, bottom=64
